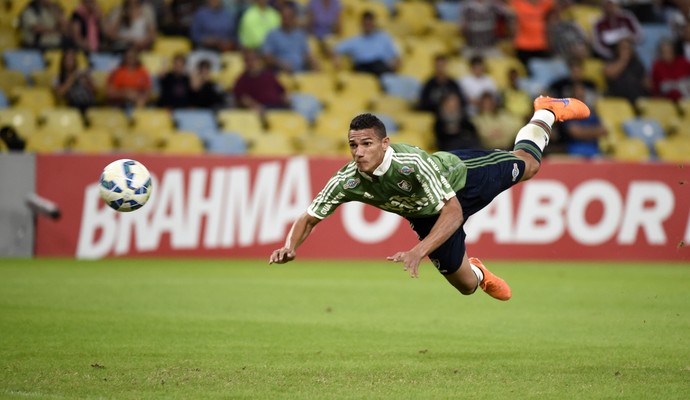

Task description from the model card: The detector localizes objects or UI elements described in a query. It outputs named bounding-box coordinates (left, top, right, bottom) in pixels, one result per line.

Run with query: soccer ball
left=99, top=159, right=153, bottom=212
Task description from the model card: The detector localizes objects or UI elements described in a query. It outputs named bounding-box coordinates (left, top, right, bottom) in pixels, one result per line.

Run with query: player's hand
left=387, top=249, right=424, bottom=278
left=269, top=247, right=296, bottom=264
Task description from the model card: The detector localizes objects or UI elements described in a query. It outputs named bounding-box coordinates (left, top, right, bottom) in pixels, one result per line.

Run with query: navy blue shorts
left=406, top=149, right=525, bottom=275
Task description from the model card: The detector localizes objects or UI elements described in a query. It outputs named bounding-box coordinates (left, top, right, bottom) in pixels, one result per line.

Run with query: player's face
left=348, top=128, right=389, bottom=174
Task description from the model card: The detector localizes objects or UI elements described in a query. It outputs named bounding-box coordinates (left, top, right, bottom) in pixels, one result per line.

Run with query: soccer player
left=269, top=97, right=590, bottom=301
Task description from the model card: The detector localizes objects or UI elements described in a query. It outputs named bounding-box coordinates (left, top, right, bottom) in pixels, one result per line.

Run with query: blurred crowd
left=1, top=0, right=690, bottom=160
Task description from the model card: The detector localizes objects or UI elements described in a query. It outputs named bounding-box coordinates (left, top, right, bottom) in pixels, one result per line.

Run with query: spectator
left=159, top=0, right=199, bottom=36
left=510, top=0, right=554, bottom=67
left=472, top=91, right=522, bottom=150
left=238, top=0, right=281, bottom=49
left=54, top=48, right=97, bottom=112
left=433, top=92, right=481, bottom=151
left=546, top=5, right=590, bottom=62
left=104, top=0, right=157, bottom=52
left=157, top=53, right=192, bottom=109
left=502, top=67, right=531, bottom=121
left=189, top=59, right=225, bottom=109
left=458, top=55, right=498, bottom=115
left=262, top=1, right=317, bottom=73
left=105, top=48, right=152, bottom=108
left=591, top=0, right=641, bottom=60
left=556, top=83, right=608, bottom=158
left=548, top=58, right=598, bottom=104
left=190, top=0, right=236, bottom=52
left=418, top=54, right=463, bottom=113
left=460, top=0, right=511, bottom=59
left=68, top=0, right=104, bottom=53
left=333, top=11, right=400, bottom=77
left=306, top=0, right=341, bottom=40
left=603, top=37, right=649, bottom=104
left=19, top=0, right=67, bottom=50
left=234, top=49, right=289, bottom=113
left=651, top=39, right=690, bottom=101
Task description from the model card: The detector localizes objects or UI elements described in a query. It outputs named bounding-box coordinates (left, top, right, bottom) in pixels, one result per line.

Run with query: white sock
left=514, top=109, right=555, bottom=151
left=470, top=263, right=484, bottom=288
left=534, top=109, right=555, bottom=126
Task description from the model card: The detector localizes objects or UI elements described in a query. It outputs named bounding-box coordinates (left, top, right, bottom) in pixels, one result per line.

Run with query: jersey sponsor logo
left=343, top=178, right=360, bottom=189
left=512, top=163, right=520, bottom=182
left=399, top=166, right=414, bottom=175
left=397, top=180, right=412, bottom=192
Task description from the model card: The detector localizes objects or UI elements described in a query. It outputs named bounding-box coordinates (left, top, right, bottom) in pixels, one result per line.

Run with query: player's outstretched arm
left=387, top=197, right=464, bottom=278
left=269, top=212, right=321, bottom=264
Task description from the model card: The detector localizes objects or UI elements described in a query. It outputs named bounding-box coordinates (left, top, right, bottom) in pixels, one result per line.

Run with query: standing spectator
left=262, top=1, right=317, bottom=73
left=189, top=59, right=225, bottom=109
left=105, top=48, right=152, bottom=108
left=333, top=11, right=400, bottom=77
left=418, top=54, right=464, bottom=113
left=68, top=0, right=104, bottom=53
left=233, top=49, right=289, bottom=113
left=458, top=55, right=498, bottom=115
left=510, top=0, right=554, bottom=67
left=159, top=0, right=199, bottom=36
left=19, top=0, right=67, bottom=50
left=238, top=0, right=281, bottom=49
left=472, top=91, right=523, bottom=150
left=460, top=0, right=512, bottom=59
left=603, top=38, right=649, bottom=104
left=546, top=6, right=590, bottom=62
left=54, top=48, right=97, bottom=112
left=433, top=92, right=481, bottom=151
left=104, top=0, right=157, bottom=52
left=651, top=39, right=690, bottom=101
left=157, top=53, right=192, bottom=109
left=591, top=0, right=642, bottom=60
left=306, top=0, right=341, bottom=40
left=190, top=0, right=236, bottom=52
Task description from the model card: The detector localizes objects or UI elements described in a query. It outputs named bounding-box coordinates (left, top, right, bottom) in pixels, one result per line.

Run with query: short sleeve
left=306, top=170, right=352, bottom=219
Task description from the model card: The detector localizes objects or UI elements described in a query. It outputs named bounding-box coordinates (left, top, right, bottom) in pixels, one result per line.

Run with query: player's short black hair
left=350, top=113, right=387, bottom=139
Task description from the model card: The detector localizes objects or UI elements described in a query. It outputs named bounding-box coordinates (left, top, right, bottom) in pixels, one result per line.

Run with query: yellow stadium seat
left=71, top=128, right=115, bottom=153
left=56, top=0, right=79, bottom=13
left=394, top=1, right=436, bottom=35
left=427, top=21, right=463, bottom=54
left=582, top=58, right=606, bottom=92
left=293, top=72, right=337, bottom=102
left=0, top=69, right=27, bottom=95
left=140, top=52, right=171, bottom=76
left=313, top=111, right=353, bottom=141
left=216, top=52, right=244, bottom=88
left=447, top=57, right=470, bottom=78
left=655, top=136, right=690, bottom=163
left=338, top=71, right=381, bottom=97
left=611, top=138, right=650, bottom=161
left=24, top=130, right=67, bottom=153
left=217, top=109, right=265, bottom=139
left=97, top=0, right=121, bottom=14
left=395, top=112, right=435, bottom=135
left=485, top=56, right=527, bottom=90
left=0, top=108, right=37, bottom=139
left=153, top=37, right=192, bottom=58
left=371, top=94, right=412, bottom=115
left=264, top=110, right=310, bottom=138
left=130, top=108, right=174, bottom=140
left=118, top=131, right=159, bottom=153
left=30, top=70, right=56, bottom=89
left=390, top=129, right=435, bottom=151
left=334, top=71, right=381, bottom=110
left=0, top=28, right=19, bottom=49
left=635, top=97, right=680, bottom=133
left=677, top=98, right=690, bottom=118
left=277, top=71, right=297, bottom=92
left=345, top=0, right=391, bottom=28
left=296, top=134, right=347, bottom=156
left=8, top=0, right=32, bottom=19
left=0, top=137, right=7, bottom=152
left=86, top=107, right=130, bottom=131
left=43, top=49, right=88, bottom=74
left=246, top=134, right=297, bottom=156
left=40, top=108, right=85, bottom=135
left=566, top=4, right=602, bottom=38
left=11, top=87, right=56, bottom=113
left=595, top=96, right=635, bottom=139
left=161, top=131, right=205, bottom=154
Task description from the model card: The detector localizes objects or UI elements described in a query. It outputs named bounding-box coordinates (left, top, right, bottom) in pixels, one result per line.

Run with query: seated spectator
left=333, top=11, right=400, bottom=77
left=190, top=0, right=236, bottom=52
left=238, top=0, right=282, bottom=49
left=105, top=48, right=152, bottom=108
left=54, top=48, right=97, bottom=112
left=234, top=49, right=289, bottom=113
left=546, top=6, right=590, bottom=62
left=306, top=0, right=341, bottom=40
left=262, top=1, right=317, bottom=73
left=68, top=0, right=104, bottom=53
left=548, top=58, right=598, bottom=104
left=158, top=53, right=192, bottom=109
left=104, top=0, right=157, bottom=52
left=603, top=38, right=649, bottom=104
left=159, top=0, right=199, bottom=36
left=418, top=54, right=463, bottom=113
left=510, top=0, right=554, bottom=67
left=433, top=92, right=481, bottom=151
left=458, top=55, right=498, bottom=115
left=651, top=39, right=690, bottom=101
left=502, top=68, right=531, bottom=121
left=19, top=0, right=67, bottom=50
left=591, top=0, right=642, bottom=60
left=556, top=83, right=608, bottom=158
left=460, top=0, right=511, bottom=59
left=472, top=91, right=522, bottom=150
left=189, top=59, right=225, bottom=109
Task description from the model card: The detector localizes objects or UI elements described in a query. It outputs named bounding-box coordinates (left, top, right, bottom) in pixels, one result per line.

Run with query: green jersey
left=307, top=143, right=468, bottom=219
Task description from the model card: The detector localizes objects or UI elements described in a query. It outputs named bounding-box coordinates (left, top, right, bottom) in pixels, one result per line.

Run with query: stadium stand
left=206, top=132, right=248, bottom=155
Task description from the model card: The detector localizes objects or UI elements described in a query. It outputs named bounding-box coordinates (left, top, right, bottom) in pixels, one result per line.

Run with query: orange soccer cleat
left=533, top=96, right=591, bottom=122
left=469, top=257, right=512, bottom=301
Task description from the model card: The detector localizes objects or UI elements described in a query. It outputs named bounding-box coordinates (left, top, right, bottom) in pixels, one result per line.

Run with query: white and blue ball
left=99, top=159, right=152, bottom=212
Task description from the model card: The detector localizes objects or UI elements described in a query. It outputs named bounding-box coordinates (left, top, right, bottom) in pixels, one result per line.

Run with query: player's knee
left=521, top=157, right=540, bottom=181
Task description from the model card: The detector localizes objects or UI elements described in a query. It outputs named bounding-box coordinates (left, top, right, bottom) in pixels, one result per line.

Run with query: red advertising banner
left=35, top=154, right=690, bottom=261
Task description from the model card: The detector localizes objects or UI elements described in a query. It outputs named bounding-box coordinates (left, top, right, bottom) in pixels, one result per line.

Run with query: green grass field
left=1, top=259, right=688, bottom=399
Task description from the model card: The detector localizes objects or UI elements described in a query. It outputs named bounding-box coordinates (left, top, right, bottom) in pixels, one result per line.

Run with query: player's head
left=348, top=113, right=390, bottom=174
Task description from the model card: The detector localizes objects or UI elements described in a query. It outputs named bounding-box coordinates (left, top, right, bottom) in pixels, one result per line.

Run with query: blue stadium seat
left=3, top=49, right=45, bottom=78
left=289, top=92, right=323, bottom=123
left=527, top=58, right=570, bottom=89
left=173, top=109, right=217, bottom=131
left=622, top=117, right=665, bottom=158
left=380, top=73, right=422, bottom=102
left=0, top=90, right=7, bottom=108
left=207, top=132, right=248, bottom=154
left=89, top=52, right=122, bottom=72
left=374, top=113, right=398, bottom=134
left=436, top=1, right=463, bottom=22
left=636, top=24, right=673, bottom=70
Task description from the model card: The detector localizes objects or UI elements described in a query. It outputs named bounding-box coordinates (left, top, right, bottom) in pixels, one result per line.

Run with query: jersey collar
left=358, top=146, right=393, bottom=181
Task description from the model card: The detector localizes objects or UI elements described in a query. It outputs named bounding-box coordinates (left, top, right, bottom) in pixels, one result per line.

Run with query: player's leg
left=443, top=253, right=512, bottom=301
